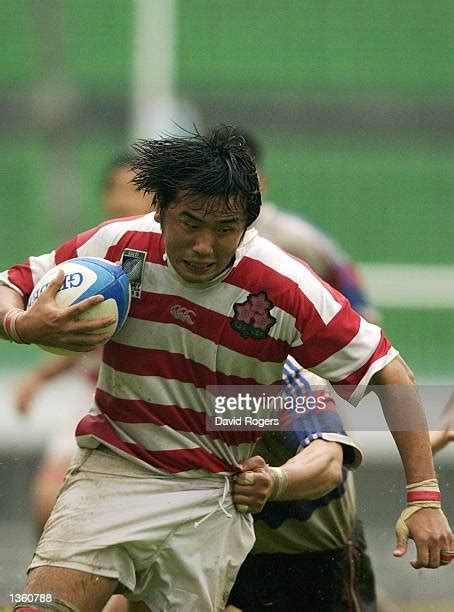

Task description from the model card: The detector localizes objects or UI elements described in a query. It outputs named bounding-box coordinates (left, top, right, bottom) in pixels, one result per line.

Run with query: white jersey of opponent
left=1, top=213, right=397, bottom=477
left=255, top=202, right=377, bottom=321
left=254, top=202, right=345, bottom=279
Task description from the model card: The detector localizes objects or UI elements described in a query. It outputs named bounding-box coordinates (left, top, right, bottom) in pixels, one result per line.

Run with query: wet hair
left=132, top=125, right=261, bottom=227
left=236, top=129, right=262, bottom=165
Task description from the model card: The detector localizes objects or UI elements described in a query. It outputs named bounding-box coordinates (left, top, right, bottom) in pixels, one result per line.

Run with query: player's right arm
left=0, top=284, right=25, bottom=325
left=0, top=271, right=114, bottom=351
left=0, top=219, right=125, bottom=351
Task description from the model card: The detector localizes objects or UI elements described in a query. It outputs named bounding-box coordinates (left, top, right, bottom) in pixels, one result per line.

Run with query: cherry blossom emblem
left=231, top=291, right=276, bottom=339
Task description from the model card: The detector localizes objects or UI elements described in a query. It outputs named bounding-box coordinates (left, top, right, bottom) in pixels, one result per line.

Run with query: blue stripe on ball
left=65, top=257, right=131, bottom=333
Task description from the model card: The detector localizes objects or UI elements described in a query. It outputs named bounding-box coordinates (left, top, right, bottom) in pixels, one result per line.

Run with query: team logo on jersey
left=120, top=249, right=147, bottom=298
left=170, top=304, right=196, bottom=325
left=231, top=291, right=276, bottom=339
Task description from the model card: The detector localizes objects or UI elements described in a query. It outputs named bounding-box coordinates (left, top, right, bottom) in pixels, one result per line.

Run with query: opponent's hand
left=393, top=507, right=453, bottom=569
left=16, top=270, right=116, bottom=352
left=233, top=456, right=275, bottom=514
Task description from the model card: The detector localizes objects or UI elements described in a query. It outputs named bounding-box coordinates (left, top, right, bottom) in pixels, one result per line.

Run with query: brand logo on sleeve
left=231, top=291, right=276, bottom=339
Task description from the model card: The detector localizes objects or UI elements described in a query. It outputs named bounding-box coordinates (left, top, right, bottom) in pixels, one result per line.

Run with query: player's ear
left=154, top=209, right=161, bottom=224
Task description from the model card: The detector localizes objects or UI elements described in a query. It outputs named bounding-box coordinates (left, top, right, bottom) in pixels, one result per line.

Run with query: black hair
left=132, top=125, right=261, bottom=227
left=235, top=129, right=262, bottom=165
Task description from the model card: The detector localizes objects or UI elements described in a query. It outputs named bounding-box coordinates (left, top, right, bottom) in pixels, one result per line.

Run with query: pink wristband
left=3, top=308, right=28, bottom=344
left=407, top=490, right=441, bottom=504
left=3, top=309, right=15, bottom=339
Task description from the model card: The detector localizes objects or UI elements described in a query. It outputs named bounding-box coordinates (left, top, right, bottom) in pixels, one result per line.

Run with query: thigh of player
left=22, top=565, right=118, bottom=612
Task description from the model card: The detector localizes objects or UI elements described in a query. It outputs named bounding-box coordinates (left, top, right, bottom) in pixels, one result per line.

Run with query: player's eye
left=182, top=220, right=198, bottom=229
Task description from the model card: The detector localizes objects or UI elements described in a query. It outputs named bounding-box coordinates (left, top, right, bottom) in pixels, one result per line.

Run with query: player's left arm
left=371, top=355, right=453, bottom=568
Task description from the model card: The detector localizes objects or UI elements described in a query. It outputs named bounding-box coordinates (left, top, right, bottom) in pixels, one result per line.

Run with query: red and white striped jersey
left=0, top=213, right=397, bottom=476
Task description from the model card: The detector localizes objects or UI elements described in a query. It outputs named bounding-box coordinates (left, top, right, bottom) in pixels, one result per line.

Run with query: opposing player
left=227, top=364, right=367, bottom=612
left=0, top=126, right=451, bottom=612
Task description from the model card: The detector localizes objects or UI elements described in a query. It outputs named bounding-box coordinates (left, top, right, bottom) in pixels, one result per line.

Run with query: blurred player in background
left=14, top=153, right=152, bottom=535
left=101, top=154, right=152, bottom=219
left=246, top=131, right=378, bottom=324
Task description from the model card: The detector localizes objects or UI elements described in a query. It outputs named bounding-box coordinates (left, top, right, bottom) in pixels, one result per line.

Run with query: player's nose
left=191, top=229, right=215, bottom=256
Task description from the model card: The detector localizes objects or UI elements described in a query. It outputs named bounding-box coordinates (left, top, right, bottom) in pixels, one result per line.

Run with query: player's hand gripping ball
left=27, top=257, right=131, bottom=355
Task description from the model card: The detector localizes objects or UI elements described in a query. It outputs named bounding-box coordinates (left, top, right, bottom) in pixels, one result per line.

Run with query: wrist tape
left=3, top=307, right=28, bottom=344
left=268, top=466, right=288, bottom=501
left=395, top=478, right=441, bottom=542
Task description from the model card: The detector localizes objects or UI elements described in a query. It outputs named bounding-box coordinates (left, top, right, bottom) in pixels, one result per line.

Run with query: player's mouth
left=183, top=260, right=216, bottom=272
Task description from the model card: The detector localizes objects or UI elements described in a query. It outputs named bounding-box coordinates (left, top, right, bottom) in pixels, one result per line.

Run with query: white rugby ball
left=27, top=257, right=131, bottom=355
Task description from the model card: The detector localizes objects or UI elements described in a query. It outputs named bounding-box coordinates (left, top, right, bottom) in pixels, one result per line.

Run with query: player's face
left=103, top=166, right=152, bottom=218
left=156, top=193, right=248, bottom=283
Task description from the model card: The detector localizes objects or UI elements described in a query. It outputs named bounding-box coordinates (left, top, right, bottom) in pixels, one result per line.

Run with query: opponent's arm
left=272, top=438, right=343, bottom=500
left=232, top=439, right=343, bottom=513
left=371, top=355, right=453, bottom=568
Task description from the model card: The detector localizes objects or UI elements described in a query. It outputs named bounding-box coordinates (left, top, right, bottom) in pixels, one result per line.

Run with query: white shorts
left=30, top=446, right=255, bottom=611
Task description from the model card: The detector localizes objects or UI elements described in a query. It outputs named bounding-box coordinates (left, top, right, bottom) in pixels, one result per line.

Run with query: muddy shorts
left=30, top=446, right=255, bottom=611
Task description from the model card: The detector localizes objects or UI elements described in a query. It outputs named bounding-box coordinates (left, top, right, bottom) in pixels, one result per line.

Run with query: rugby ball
left=27, top=257, right=131, bottom=355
